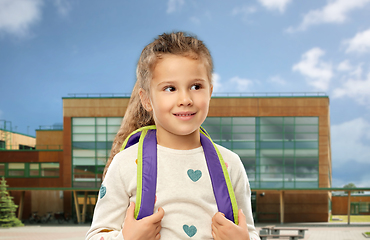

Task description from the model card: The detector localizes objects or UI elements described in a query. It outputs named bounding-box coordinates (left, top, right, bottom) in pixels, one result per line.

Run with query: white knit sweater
left=86, top=143, right=260, bottom=240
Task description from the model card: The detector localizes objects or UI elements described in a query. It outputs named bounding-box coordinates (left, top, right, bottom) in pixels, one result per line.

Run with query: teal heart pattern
left=99, top=184, right=106, bottom=199
left=187, top=169, right=202, bottom=182
left=183, top=224, right=197, bottom=237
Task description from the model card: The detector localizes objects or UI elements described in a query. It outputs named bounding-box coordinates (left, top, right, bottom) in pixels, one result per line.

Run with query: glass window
left=295, top=125, right=318, bottom=133
left=72, top=142, right=95, bottom=149
left=96, top=126, right=106, bottom=133
left=73, top=118, right=95, bottom=125
left=107, top=117, right=122, bottom=125
left=29, top=163, right=40, bottom=176
left=41, top=163, right=59, bottom=177
left=203, top=117, right=220, bottom=125
left=261, top=133, right=283, bottom=141
left=233, top=133, right=255, bottom=141
left=233, top=141, right=255, bottom=149
left=73, top=134, right=95, bottom=142
left=8, top=163, right=25, bottom=176
left=295, top=141, right=318, bottom=149
left=295, top=149, right=318, bottom=157
left=108, top=126, right=120, bottom=134
left=73, top=126, right=95, bottom=134
left=73, top=149, right=95, bottom=157
left=96, top=118, right=106, bottom=125
left=97, top=134, right=107, bottom=141
left=260, top=141, right=283, bottom=149
left=295, top=117, right=318, bottom=124
left=284, top=117, right=294, bottom=124
left=261, top=117, right=283, bottom=125
left=221, top=117, right=232, bottom=124
left=73, top=158, right=95, bottom=166
left=233, top=117, right=255, bottom=125
left=296, top=133, right=318, bottom=140
left=260, top=125, right=283, bottom=133
left=233, top=149, right=255, bottom=157
left=233, top=125, right=255, bottom=133
left=284, top=125, right=294, bottom=133
left=261, top=149, right=283, bottom=157
left=203, top=125, right=221, bottom=133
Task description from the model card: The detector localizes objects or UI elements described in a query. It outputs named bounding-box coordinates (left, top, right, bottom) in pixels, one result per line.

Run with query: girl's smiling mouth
left=173, top=112, right=196, bottom=118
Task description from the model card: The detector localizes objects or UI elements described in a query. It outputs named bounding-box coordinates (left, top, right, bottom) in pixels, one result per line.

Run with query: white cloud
left=231, top=5, right=256, bottom=22
left=167, top=0, right=185, bottom=14
left=189, top=16, right=200, bottom=25
left=0, top=0, right=43, bottom=37
left=229, top=76, right=253, bottom=91
left=54, top=0, right=72, bottom=17
left=337, top=60, right=353, bottom=72
left=331, top=118, right=370, bottom=165
left=212, top=73, right=222, bottom=93
left=292, top=47, right=333, bottom=91
left=268, top=75, right=286, bottom=85
left=258, top=0, right=292, bottom=13
left=332, top=71, right=370, bottom=106
left=287, top=0, right=370, bottom=32
left=344, top=28, right=370, bottom=54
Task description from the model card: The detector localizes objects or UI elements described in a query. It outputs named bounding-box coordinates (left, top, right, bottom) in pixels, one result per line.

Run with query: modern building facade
left=0, top=93, right=332, bottom=223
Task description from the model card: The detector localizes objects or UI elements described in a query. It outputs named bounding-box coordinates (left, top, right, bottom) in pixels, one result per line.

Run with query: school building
left=0, top=92, right=363, bottom=223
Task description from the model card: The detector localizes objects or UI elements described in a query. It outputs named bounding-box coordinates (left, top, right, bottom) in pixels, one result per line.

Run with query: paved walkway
left=0, top=223, right=369, bottom=240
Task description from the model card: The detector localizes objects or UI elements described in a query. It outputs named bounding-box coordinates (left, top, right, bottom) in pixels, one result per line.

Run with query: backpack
left=120, top=125, right=239, bottom=224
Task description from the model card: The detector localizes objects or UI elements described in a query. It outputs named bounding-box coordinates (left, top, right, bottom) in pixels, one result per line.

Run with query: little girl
left=86, top=32, right=260, bottom=240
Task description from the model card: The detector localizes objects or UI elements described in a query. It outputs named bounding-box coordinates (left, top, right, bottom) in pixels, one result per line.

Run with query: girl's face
left=140, top=54, right=213, bottom=149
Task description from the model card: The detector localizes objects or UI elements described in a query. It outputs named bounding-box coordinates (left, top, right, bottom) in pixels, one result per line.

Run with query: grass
left=330, top=215, right=370, bottom=223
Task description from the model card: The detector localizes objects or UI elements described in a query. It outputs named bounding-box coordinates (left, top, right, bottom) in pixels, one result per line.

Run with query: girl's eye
left=164, top=86, right=176, bottom=92
left=191, top=84, right=201, bottom=90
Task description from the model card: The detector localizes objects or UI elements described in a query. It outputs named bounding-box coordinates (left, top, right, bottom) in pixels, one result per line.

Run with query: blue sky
left=0, top=0, right=370, bottom=188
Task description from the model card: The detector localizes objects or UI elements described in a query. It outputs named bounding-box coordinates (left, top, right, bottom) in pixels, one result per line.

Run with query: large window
left=202, top=117, right=319, bottom=189
left=0, top=163, right=59, bottom=178
left=72, top=117, right=122, bottom=188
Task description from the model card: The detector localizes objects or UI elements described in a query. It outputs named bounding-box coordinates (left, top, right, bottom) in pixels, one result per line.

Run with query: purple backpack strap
left=121, top=126, right=238, bottom=223
left=200, top=133, right=235, bottom=223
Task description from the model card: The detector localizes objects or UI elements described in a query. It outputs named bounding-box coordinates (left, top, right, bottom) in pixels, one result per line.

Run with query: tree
left=0, top=177, right=24, bottom=227
left=343, top=183, right=364, bottom=194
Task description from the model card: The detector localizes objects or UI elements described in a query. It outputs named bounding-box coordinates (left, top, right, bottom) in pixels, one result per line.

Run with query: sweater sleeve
left=85, top=154, right=130, bottom=240
left=229, top=153, right=261, bottom=240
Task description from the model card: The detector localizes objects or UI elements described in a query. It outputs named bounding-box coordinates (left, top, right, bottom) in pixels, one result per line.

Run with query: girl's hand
left=211, top=209, right=250, bottom=240
left=122, top=202, right=164, bottom=240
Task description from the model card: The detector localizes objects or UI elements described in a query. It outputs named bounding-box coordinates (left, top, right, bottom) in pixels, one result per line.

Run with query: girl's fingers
left=211, top=223, right=218, bottom=234
left=212, top=212, right=226, bottom=226
left=150, top=207, right=165, bottom=223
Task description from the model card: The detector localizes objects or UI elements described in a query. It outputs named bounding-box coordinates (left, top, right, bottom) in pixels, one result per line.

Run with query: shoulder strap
left=200, top=127, right=239, bottom=225
left=120, top=125, right=238, bottom=224
left=121, top=125, right=157, bottom=220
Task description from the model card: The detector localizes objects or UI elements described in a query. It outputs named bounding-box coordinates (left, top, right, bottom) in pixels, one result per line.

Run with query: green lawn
left=330, top=215, right=370, bottom=223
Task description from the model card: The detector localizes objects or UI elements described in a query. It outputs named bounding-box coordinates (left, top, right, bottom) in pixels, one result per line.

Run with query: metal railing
left=65, top=92, right=327, bottom=98
left=66, top=93, right=131, bottom=98
left=38, top=125, right=63, bottom=130
left=211, top=92, right=327, bottom=97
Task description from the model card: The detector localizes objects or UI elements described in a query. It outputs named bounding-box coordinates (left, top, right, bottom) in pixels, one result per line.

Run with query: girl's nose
left=178, top=90, right=193, bottom=106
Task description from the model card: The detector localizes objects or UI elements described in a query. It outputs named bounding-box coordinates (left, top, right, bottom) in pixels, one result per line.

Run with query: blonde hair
left=103, top=31, right=213, bottom=179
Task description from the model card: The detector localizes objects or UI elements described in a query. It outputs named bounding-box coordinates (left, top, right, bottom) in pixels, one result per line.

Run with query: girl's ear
left=139, top=88, right=153, bottom=112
